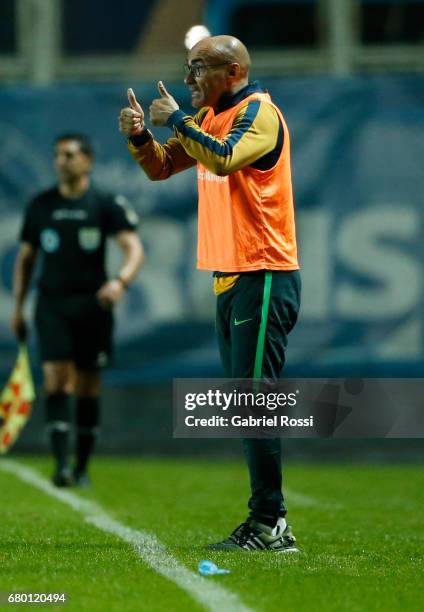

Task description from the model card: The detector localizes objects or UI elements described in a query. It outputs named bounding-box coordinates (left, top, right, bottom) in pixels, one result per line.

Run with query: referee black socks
left=46, top=392, right=71, bottom=472
left=46, top=393, right=100, bottom=481
left=75, top=396, right=100, bottom=475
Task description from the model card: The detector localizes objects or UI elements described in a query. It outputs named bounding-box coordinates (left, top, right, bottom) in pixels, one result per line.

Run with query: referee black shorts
left=35, top=293, right=113, bottom=370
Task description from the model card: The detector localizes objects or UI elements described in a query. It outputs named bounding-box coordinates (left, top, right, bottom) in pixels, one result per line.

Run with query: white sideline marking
left=0, top=460, right=253, bottom=612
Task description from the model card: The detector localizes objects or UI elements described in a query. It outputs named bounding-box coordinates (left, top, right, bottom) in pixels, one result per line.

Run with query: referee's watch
left=116, top=275, right=129, bottom=290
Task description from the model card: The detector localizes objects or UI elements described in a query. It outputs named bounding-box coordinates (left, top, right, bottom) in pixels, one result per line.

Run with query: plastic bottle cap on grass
left=198, top=560, right=230, bottom=576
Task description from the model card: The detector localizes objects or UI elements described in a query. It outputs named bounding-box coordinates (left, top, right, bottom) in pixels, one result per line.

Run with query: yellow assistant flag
left=0, top=345, right=35, bottom=454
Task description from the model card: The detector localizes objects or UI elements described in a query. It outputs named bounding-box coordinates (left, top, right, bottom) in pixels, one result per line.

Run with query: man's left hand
left=150, top=81, right=179, bottom=126
left=96, top=279, right=125, bottom=308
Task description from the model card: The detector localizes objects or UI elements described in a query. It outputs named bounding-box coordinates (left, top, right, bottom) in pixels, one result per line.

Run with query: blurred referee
left=11, top=133, right=144, bottom=487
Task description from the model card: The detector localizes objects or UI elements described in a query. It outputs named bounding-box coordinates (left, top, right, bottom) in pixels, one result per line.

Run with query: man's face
left=184, top=46, right=230, bottom=109
left=54, top=140, right=93, bottom=181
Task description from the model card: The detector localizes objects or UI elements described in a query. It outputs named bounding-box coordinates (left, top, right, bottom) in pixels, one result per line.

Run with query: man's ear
left=228, top=63, right=238, bottom=77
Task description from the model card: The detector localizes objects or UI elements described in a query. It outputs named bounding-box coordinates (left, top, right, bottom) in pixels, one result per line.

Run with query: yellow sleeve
left=167, top=101, right=280, bottom=176
left=127, top=108, right=208, bottom=180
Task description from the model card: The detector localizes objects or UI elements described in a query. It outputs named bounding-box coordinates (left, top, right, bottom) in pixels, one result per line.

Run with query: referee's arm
left=11, top=242, right=38, bottom=340
left=115, top=230, right=144, bottom=288
left=96, top=230, right=143, bottom=307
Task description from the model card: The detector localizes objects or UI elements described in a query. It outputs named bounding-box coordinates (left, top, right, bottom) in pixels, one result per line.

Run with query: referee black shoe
left=207, top=518, right=299, bottom=552
left=73, top=470, right=91, bottom=489
left=51, top=467, right=73, bottom=488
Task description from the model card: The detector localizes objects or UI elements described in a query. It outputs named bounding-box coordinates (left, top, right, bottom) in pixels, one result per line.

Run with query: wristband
left=129, top=129, right=152, bottom=147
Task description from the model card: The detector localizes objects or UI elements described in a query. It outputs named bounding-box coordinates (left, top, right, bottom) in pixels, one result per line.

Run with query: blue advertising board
left=0, top=76, right=423, bottom=382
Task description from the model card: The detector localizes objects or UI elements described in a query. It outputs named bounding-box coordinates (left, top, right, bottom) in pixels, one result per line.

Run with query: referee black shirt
left=20, top=186, right=138, bottom=297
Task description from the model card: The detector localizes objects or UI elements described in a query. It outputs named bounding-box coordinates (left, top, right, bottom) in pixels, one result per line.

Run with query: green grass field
left=0, top=457, right=422, bottom=612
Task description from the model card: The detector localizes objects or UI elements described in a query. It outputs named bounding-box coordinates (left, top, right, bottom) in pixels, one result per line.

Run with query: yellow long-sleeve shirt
left=128, top=83, right=282, bottom=179
left=128, top=82, right=289, bottom=293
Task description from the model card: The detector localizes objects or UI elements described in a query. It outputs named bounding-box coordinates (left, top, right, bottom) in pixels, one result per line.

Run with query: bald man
left=119, top=35, right=301, bottom=552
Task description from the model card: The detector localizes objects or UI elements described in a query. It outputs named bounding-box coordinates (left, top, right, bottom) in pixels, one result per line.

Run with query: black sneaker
left=73, top=470, right=91, bottom=488
left=51, top=467, right=73, bottom=487
left=207, top=518, right=299, bottom=552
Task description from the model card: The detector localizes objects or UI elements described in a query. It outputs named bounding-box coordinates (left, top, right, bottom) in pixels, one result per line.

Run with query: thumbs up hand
left=119, top=88, right=145, bottom=136
left=149, top=81, right=179, bottom=126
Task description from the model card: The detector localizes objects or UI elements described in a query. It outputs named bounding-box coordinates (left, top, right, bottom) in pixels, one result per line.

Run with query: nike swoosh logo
left=234, top=318, right=253, bottom=326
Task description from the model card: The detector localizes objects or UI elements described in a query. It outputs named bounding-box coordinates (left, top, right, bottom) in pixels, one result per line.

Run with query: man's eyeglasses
left=183, top=62, right=231, bottom=78
left=54, top=151, right=77, bottom=159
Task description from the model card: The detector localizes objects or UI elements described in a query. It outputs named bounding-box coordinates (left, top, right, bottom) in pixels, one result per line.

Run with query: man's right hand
left=11, top=311, right=27, bottom=342
left=119, top=88, right=145, bottom=137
